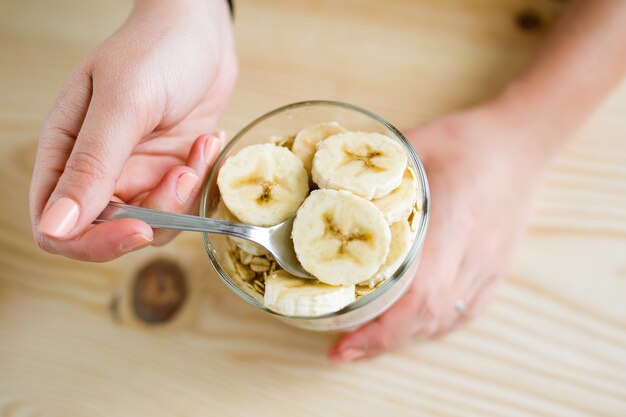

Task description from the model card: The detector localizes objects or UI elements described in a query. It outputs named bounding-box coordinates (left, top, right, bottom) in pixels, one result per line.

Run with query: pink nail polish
left=203, top=136, right=220, bottom=165
left=38, top=197, right=80, bottom=238
left=120, top=233, right=152, bottom=253
left=176, top=172, right=199, bottom=203
left=340, top=348, right=365, bottom=361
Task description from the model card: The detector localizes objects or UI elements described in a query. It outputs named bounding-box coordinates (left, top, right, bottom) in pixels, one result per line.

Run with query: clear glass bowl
left=200, top=101, right=430, bottom=331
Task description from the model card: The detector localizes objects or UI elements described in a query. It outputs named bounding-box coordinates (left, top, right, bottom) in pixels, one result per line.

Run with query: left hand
left=329, top=104, right=549, bottom=362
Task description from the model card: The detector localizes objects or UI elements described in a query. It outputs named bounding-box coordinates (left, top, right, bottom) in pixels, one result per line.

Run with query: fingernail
left=203, top=135, right=221, bottom=165
left=120, top=233, right=152, bottom=253
left=340, top=348, right=365, bottom=362
left=38, top=197, right=80, bottom=238
left=176, top=171, right=199, bottom=203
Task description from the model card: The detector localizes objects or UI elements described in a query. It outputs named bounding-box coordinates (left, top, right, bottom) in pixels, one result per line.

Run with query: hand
left=329, top=105, right=548, bottom=362
left=30, top=0, right=237, bottom=261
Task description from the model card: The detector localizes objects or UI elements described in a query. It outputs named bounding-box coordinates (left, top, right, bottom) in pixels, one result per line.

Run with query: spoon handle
left=95, top=201, right=260, bottom=241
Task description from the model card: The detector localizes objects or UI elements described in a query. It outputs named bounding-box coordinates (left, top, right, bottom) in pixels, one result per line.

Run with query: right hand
left=30, top=0, right=237, bottom=261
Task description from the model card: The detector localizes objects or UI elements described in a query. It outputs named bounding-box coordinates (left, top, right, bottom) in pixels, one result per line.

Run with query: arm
left=330, top=0, right=626, bottom=362
left=494, top=0, right=626, bottom=162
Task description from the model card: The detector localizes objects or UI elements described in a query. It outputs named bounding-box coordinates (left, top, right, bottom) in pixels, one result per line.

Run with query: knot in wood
left=132, top=259, right=188, bottom=324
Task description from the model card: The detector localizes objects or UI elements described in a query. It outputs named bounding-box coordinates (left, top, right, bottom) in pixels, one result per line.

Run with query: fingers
left=329, top=198, right=467, bottom=362
left=36, top=218, right=153, bottom=262
left=328, top=267, right=502, bottom=363
left=29, top=66, right=152, bottom=261
left=30, top=66, right=92, bottom=234
left=32, top=133, right=222, bottom=261
left=187, top=131, right=225, bottom=175
left=139, top=165, right=199, bottom=246
left=329, top=254, right=452, bottom=362
left=452, top=271, right=501, bottom=324
left=328, top=289, right=421, bottom=362
left=32, top=59, right=224, bottom=260
left=36, top=79, right=144, bottom=241
left=139, top=132, right=224, bottom=246
left=327, top=285, right=447, bottom=363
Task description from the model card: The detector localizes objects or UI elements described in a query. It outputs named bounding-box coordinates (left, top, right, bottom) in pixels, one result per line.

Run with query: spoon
left=95, top=201, right=313, bottom=279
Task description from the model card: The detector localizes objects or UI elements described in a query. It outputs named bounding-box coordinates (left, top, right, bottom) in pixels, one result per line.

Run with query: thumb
left=38, top=89, right=143, bottom=239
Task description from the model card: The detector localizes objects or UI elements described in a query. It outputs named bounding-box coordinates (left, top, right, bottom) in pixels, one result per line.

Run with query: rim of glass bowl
left=200, top=100, right=430, bottom=320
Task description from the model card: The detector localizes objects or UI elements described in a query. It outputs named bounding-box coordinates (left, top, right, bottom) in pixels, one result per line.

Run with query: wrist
left=132, top=0, right=229, bottom=21
left=480, top=80, right=577, bottom=168
left=128, top=0, right=233, bottom=49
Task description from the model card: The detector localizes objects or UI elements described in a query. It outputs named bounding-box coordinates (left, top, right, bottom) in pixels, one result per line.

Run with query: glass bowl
left=200, top=100, right=429, bottom=331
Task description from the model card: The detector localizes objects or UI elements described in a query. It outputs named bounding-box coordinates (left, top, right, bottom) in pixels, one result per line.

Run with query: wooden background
left=1, top=0, right=625, bottom=416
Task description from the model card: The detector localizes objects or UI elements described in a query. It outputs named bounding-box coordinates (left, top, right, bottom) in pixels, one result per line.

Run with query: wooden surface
left=1, top=0, right=626, bottom=416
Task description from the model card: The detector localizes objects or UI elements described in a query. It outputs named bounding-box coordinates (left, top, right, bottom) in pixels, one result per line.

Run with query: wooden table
left=1, top=0, right=625, bottom=415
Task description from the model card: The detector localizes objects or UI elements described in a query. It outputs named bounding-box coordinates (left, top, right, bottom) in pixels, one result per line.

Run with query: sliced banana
left=361, top=220, right=412, bottom=288
left=355, top=285, right=376, bottom=299
left=291, top=121, right=346, bottom=174
left=264, top=270, right=355, bottom=317
left=268, top=134, right=295, bottom=149
left=217, top=143, right=309, bottom=226
left=312, top=132, right=407, bottom=200
left=216, top=201, right=271, bottom=256
left=408, top=202, right=423, bottom=236
left=215, top=201, right=238, bottom=222
left=229, top=236, right=270, bottom=257
left=372, top=167, right=418, bottom=224
left=292, top=189, right=391, bottom=286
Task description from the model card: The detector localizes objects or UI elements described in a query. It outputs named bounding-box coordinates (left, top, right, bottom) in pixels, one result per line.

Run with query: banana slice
left=408, top=203, right=423, bottom=238
left=291, top=122, right=346, bottom=174
left=292, top=189, right=391, bottom=286
left=312, top=132, right=407, bottom=199
left=361, top=220, right=412, bottom=288
left=217, top=143, right=309, bottom=226
left=372, top=167, right=418, bottom=224
left=216, top=201, right=271, bottom=256
left=355, top=285, right=376, bottom=299
left=229, top=236, right=270, bottom=257
left=264, top=270, right=355, bottom=316
left=268, top=134, right=295, bottom=149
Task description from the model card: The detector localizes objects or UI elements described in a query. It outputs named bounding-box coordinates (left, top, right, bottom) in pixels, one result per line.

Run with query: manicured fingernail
left=340, top=348, right=365, bottom=362
left=38, top=197, right=80, bottom=238
left=120, top=233, right=152, bottom=253
left=203, top=135, right=221, bottom=165
left=176, top=171, right=199, bottom=203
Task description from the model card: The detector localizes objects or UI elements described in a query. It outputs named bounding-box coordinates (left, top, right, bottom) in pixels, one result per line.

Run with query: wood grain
left=1, top=0, right=625, bottom=416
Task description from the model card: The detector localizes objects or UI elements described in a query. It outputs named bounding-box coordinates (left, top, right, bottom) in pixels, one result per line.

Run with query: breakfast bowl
left=200, top=100, right=429, bottom=331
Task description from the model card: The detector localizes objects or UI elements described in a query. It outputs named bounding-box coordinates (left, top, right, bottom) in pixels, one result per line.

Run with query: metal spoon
left=95, top=201, right=313, bottom=279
